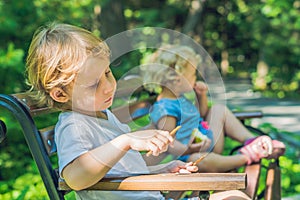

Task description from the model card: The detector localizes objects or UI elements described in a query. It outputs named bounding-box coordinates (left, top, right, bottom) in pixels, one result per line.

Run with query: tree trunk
left=94, top=0, right=130, bottom=67
left=255, top=50, right=269, bottom=90
left=97, top=0, right=127, bottom=38
left=182, top=0, right=206, bottom=35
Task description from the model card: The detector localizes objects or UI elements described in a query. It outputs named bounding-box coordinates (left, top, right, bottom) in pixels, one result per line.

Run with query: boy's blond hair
left=141, top=45, right=201, bottom=93
left=26, top=23, right=110, bottom=108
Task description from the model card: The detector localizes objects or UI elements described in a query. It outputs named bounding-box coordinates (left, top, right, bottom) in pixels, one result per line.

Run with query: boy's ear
left=49, top=87, right=70, bottom=103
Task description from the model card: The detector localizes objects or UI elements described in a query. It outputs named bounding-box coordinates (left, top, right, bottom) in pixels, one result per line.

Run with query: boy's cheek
left=72, top=94, right=96, bottom=110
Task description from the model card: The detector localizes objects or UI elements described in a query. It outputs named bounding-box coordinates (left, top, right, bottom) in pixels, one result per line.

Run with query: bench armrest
left=58, top=172, right=246, bottom=191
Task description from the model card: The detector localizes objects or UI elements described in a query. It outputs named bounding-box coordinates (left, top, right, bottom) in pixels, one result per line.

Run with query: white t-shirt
left=55, top=110, right=164, bottom=200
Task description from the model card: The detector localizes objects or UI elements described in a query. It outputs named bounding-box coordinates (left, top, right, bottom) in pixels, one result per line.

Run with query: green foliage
left=0, top=108, right=46, bottom=199
left=247, top=0, right=300, bottom=97
left=0, top=43, right=25, bottom=94
left=0, top=0, right=300, bottom=198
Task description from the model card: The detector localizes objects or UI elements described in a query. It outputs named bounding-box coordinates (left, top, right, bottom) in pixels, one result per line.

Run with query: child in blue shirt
left=142, top=45, right=285, bottom=172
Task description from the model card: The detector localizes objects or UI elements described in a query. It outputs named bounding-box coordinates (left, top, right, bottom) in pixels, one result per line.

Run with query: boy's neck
left=95, top=110, right=108, bottom=120
left=71, top=108, right=108, bottom=120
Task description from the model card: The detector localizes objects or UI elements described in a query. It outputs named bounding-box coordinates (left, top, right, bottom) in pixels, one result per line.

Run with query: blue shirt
left=150, top=96, right=213, bottom=151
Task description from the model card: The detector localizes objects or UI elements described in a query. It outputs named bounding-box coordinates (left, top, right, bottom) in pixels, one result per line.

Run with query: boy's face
left=70, top=56, right=116, bottom=113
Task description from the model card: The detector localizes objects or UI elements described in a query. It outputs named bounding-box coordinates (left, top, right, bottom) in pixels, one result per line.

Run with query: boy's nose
left=103, top=80, right=116, bottom=94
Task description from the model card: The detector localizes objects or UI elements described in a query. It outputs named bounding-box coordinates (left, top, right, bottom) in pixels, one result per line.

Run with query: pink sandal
left=239, top=136, right=273, bottom=165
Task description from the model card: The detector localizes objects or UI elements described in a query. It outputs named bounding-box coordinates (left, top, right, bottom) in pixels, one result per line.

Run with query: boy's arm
left=62, top=135, right=129, bottom=190
left=62, top=130, right=173, bottom=191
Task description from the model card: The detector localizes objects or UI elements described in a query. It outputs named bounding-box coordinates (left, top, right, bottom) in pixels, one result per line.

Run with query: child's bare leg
left=189, top=152, right=248, bottom=172
left=205, top=104, right=254, bottom=154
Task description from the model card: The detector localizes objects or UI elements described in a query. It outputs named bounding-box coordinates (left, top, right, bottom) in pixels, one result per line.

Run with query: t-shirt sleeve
left=149, top=100, right=180, bottom=124
left=55, top=120, right=94, bottom=176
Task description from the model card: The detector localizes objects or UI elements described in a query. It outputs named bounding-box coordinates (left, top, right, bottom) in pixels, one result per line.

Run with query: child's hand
left=167, top=160, right=198, bottom=174
left=197, top=137, right=212, bottom=152
left=193, top=81, right=208, bottom=96
left=186, top=136, right=211, bottom=153
left=126, top=130, right=174, bottom=156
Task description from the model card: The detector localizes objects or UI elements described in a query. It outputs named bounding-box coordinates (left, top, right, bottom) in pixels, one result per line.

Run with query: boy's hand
left=167, top=160, right=198, bottom=173
left=126, top=130, right=174, bottom=156
left=148, top=160, right=198, bottom=174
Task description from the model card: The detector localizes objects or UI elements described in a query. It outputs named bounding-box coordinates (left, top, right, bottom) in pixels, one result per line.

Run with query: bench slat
left=12, top=93, right=58, bottom=116
left=59, top=173, right=246, bottom=191
left=233, top=111, right=263, bottom=120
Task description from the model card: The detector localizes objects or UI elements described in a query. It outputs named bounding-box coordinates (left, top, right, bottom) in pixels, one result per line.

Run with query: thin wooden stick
left=146, top=126, right=181, bottom=157
left=169, top=125, right=181, bottom=137
left=193, top=154, right=206, bottom=166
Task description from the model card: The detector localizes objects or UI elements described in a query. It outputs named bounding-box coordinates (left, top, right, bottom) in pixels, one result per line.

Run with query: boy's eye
left=87, top=69, right=111, bottom=88
left=105, top=69, right=111, bottom=75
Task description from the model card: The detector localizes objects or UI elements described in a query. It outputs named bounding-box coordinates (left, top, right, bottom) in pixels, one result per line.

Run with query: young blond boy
left=25, top=23, right=198, bottom=200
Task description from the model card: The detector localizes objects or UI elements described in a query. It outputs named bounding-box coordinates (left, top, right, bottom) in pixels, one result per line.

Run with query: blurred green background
left=0, top=0, right=299, bottom=199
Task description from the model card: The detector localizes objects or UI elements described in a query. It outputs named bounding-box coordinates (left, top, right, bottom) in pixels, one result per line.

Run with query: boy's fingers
left=147, top=142, right=159, bottom=156
left=147, top=135, right=170, bottom=156
left=155, top=133, right=170, bottom=144
left=158, top=130, right=174, bottom=142
left=185, top=162, right=194, bottom=166
left=150, top=137, right=166, bottom=151
left=146, top=129, right=177, bottom=156
left=186, top=165, right=198, bottom=172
